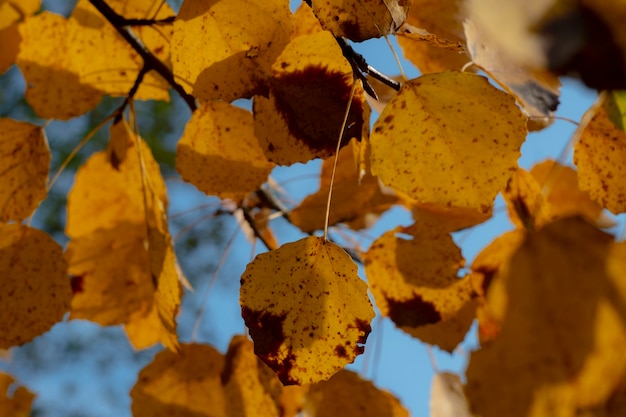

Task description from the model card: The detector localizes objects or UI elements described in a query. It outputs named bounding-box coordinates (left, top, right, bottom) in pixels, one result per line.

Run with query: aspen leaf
left=172, top=0, right=292, bottom=102
left=606, top=90, right=626, bottom=132
left=66, top=120, right=181, bottom=350
left=0, top=118, right=49, bottom=222
left=17, top=12, right=103, bottom=120
left=502, top=168, right=551, bottom=230
left=0, top=372, right=35, bottom=416
left=466, top=218, right=626, bottom=417
left=310, top=0, right=412, bottom=42
left=370, top=71, right=527, bottom=214
left=407, top=201, right=491, bottom=233
left=254, top=31, right=369, bottom=165
left=304, top=370, right=409, bottom=417
left=396, top=0, right=468, bottom=73
left=131, top=343, right=227, bottom=417
left=292, top=2, right=324, bottom=38
left=176, top=101, right=274, bottom=201
left=290, top=141, right=397, bottom=233
left=364, top=225, right=476, bottom=352
left=240, top=236, right=374, bottom=385
left=0, top=0, right=39, bottom=74
left=0, top=224, right=70, bottom=349
left=67, top=0, right=172, bottom=101
left=574, top=93, right=626, bottom=214
left=463, top=19, right=560, bottom=131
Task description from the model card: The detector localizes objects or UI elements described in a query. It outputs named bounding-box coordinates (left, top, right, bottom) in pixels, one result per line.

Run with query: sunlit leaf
left=364, top=225, right=476, bottom=352
left=0, top=371, right=35, bottom=417
left=290, top=141, right=397, bottom=233
left=370, top=71, right=527, bottom=213
left=172, top=0, right=292, bottom=102
left=0, top=118, right=49, bottom=222
left=0, top=224, right=70, bottom=349
left=606, top=90, right=626, bottom=132
left=254, top=31, right=369, bottom=165
left=292, top=2, right=324, bottom=38
left=466, top=217, right=626, bottom=417
left=0, top=0, right=39, bottom=74
left=396, top=0, right=468, bottom=73
left=574, top=93, right=626, bottom=214
left=240, top=236, right=374, bottom=385
left=310, top=0, right=412, bottom=42
left=66, top=120, right=180, bottom=350
left=17, top=12, right=103, bottom=119
left=304, top=370, right=409, bottom=417
left=176, top=101, right=274, bottom=201
left=131, top=343, right=227, bottom=417
left=406, top=201, right=491, bottom=233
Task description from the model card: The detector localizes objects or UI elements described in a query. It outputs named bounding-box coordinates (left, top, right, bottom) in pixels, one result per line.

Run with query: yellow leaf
left=304, top=370, right=409, bottom=417
left=364, top=225, right=475, bottom=352
left=396, top=0, right=469, bottom=73
left=292, top=2, right=324, bottom=38
left=240, top=237, right=374, bottom=385
left=172, top=0, right=292, bottom=102
left=0, top=118, right=49, bottom=222
left=69, top=0, right=171, bottom=101
left=254, top=31, right=369, bottom=165
left=310, top=0, right=412, bottom=42
left=176, top=101, right=274, bottom=201
left=0, top=372, right=35, bottom=417
left=370, top=71, right=527, bottom=213
left=407, top=201, right=491, bottom=233
left=66, top=120, right=180, bottom=350
left=574, top=92, right=626, bottom=214
left=131, top=343, right=227, bottom=417
left=17, top=12, right=103, bottom=120
left=502, top=168, right=551, bottom=230
left=466, top=217, right=626, bottom=417
left=290, top=141, right=397, bottom=233
left=0, top=0, right=39, bottom=74
left=0, top=224, right=70, bottom=349
left=0, top=0, right=39, bottom=30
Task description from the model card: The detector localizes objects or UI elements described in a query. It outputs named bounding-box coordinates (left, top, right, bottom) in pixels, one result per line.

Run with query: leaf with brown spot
left=0, top=224, right=70, bottom=349
left=466, top=217, right=626, bottom=417
left=176, top=101, right=274, bottom=202
left=240, top=236, right=374, bottom=385
left=574, top=92, right=626, bottom=214
left=0, top=118, right=49, bottom=222
left=370, top=71, right=527, bottom=214
left=364, top=224, right=476, bottom=352
left=304, top=370, right=408, bottom=417
left=172, top=0, right=292, bottom=102
left=253, top=31, right=369, bottom=165
left=310, top=0, right=412, bottom=42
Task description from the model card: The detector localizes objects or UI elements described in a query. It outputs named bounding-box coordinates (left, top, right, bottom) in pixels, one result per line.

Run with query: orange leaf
left=0, top=0, right=38, bottom=74
left=304, top=370, right=409, bottom=417
left=0, top=372, right=35, bottom=416
left=310, top=0, right=412, bottom=42
left=364, top=225, right=475, bottom=352
left=240, top=237, right=374, bottom=385
left=172, top=0, right=292, bottom=102
left=0, top=118, right=49, bottom=222
left=0, top=224, right=70, bottom=349
left=176, top=101, right=274, bottom=201
left=574, top=93, right=626, bottom=214
left=253, top=31, right=369, bottom=165
left=370, top=71, right=527, bottom=213
left=466, top=218, right=626, bottom=417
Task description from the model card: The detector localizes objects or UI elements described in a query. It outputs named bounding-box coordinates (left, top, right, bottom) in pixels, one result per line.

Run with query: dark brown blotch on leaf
left=386, top=294, right=442, bottom=328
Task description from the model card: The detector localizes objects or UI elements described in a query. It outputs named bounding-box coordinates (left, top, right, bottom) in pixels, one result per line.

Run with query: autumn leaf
left=466, top=217, right=626, bottom=417
left=176, top=101, right=274, bottom=201
left=370, top=71, right=527, bottom=214
left=0, top=372, right=35, bottom=417
left=364, top=224, right=476, bottom=352
left=396, top=0, right=468, bottom=73
left=0, top=224, right=70, bottom=349
left=240, top=236, right=374, bottom=385
left=304, top=370, right=408, bottom=417
left=574, top=92, right=626, bottom=214
left=292, top=2, right=324, bottom=38
left=254, top=31, right=369, bottom=165
left=606, top=90, right=626, bottom=132
left=66, top=120, right=181, bottom=350
left=0, top=118, right=49, bottom=222
left=172, top=0, right=292, bottom=102
left=0, top=0, right=39, bottom=74
left=290, top=140, right=397, bottom=232
left=309, top=0, right=412, bottom=42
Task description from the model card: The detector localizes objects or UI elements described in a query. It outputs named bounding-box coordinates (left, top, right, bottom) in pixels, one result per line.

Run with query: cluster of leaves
left=1, top=0, right=626, bottom=416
